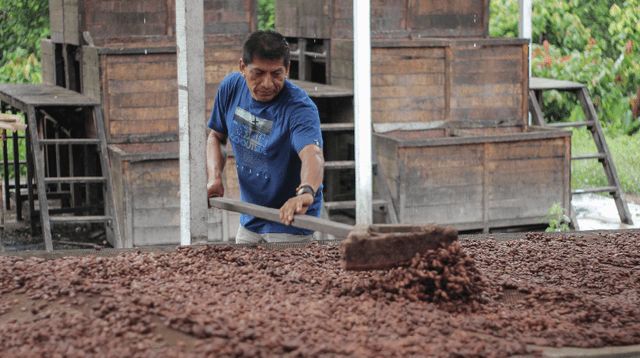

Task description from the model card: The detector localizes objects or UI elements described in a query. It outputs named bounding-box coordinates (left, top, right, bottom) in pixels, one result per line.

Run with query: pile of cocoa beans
left=0, top=230, right=638, bottom=357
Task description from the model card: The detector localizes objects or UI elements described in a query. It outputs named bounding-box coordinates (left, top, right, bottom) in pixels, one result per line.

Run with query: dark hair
left=242, top=30, right=290, bottom=68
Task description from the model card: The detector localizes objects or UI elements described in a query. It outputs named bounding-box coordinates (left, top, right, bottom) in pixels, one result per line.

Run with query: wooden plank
left=372, top=73, right=444, bottom=87
left=452, top=46, right=522, bottom=60
left=110, top=120, right=177, bottom=136
left=453, top=71, right=522, bottom=85
left=403, top=144, right=484, bottom=168
left=109, top=106, right=178, bottom=121
left=404, top=201, right=483, bottom=225
left=405, top=165, right=483, bottom=187
left=372, top=59, right=444, bottom=75
left=450, top=107, right=521, bottom=121
left=451, top=95, right=521, bottom=109
left=109, top=92, right=178, bottom=109
left=487, top=138, right=566, bottom=161
left=40, top=40, right=55, bottom=86
left=106, top=61, right=177, bottom=81
left=50, top=0, right=64, bottom=43
left=452, top=59, right=522, bottom=74
left=406, top=184, right=483, bottom=206
left=26, top=106, right=53, bottom=251
left=371, top=85, right=442, bottom=99
left=82, top=46, right=101, bottom=102
left=372, top=109, right=445, bottom=123
left=63, top=0, right=79, bottom=45
left=107, top=79, right=177, bottom=94
left=488, top=196, right=558, bottom=221
left=104, top=53, right=178, bottom=64
left=209, top=197, right=355, bottom=238
left=372, top=47, right=445, bottom=61
left=453, top=83, right=521, bottom=98
left=445, top=46, right=451, bottom=122
left=372, top=97, right=444, bottom=112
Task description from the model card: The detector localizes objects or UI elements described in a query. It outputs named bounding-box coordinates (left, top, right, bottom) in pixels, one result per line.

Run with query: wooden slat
left=50, top=215, right=114, bottom=223
left=572, top=186, right=618, bottom=195
left=44, top=176, right=106, bottom=184
left=320, top=123, right=354, bottom=131
left=39, top=138, right=101, bottom=145
left=572, top=153, right=606, bottom=160
left=546, top=121, right=594, bottom=128
left=324, top=161, right=356, bottom=170
left=323, top=199, right=388, bottom=211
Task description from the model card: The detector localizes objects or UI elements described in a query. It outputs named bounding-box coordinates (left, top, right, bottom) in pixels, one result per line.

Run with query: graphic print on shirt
left=231, top=107, right=271, bottom=174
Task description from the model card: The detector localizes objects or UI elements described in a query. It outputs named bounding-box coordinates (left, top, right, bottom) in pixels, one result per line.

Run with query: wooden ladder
left=26, top=105, right=122, bottom=250
left=320, top=123, right=398, bottom=230
left=529, top=81, right=633, bottom=226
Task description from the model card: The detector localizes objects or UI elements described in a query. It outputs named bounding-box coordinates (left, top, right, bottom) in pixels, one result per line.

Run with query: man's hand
left=279, top=193, right=314, bottom=225
left=206, top=130, right=228, bottom=209
left=207, top=178, right=225, bottom=209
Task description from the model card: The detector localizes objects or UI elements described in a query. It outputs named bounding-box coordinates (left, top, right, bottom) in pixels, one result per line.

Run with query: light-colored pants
left=235, top=225, right=315, bottom=244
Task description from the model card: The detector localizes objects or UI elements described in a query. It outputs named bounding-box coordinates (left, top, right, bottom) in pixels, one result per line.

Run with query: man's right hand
left=207, top=179, right=224, bottom=208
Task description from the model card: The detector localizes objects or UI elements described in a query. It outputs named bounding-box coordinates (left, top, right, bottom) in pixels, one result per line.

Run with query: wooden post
left=176, top=0, right=208, bottom=245
left=353, top=0, right=372, bottom=226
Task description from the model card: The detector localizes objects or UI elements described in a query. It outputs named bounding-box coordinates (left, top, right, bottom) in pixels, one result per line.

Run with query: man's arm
left=206, top=130, right=229, bottom=206
left=279, top=143, right=324, bottom=225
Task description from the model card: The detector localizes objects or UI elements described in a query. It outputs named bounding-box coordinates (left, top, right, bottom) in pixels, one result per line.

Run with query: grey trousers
left=235, top=225, right=315, bottom=244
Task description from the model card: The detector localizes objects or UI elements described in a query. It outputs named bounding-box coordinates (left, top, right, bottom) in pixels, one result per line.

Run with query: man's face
left=239, top=56, right=290, bottom=102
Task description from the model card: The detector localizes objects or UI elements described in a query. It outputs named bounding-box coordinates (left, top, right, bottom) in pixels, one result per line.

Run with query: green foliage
left=490, top=0, right=640, bottom=136
left=0, top=50, right=42, bottom=84
left=258, top=0, right=275, bottom=31
left=542, top=202, right=571, bottom=232
left=0, top=0, right=50, bottom=60
left=1, top=0, right=49, bottom=85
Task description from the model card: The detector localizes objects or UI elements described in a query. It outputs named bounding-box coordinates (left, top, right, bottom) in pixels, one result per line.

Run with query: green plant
left=258, top=0, right=275, bottom=31
left=490, top=0, right=640, bottom=135
left=0, top=0, right=50, bottom=60
left=542, top=202, right=571, bottom=232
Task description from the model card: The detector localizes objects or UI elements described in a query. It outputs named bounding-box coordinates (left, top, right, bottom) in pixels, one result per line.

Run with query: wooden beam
left=176, top=0, right=208, bottom=245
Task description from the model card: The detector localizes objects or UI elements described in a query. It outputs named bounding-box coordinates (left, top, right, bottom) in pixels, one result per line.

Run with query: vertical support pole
left=2, top=128, right=9, bottom=210
left=519, top=0, right=532, bottom=78
left=26, top=106, right=53, bottom=251
left=12, top=110, right=21, bottom=220
left=177, top=0, right=208, bottom=245
left=353, top=0, right=372, bottom=226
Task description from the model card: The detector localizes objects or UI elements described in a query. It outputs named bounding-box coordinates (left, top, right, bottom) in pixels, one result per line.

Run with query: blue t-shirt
left=208, top=72, right=324, bottom=234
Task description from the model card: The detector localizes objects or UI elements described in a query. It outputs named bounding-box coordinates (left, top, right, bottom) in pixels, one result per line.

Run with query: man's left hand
left=279, top=193, right=314, bottom=226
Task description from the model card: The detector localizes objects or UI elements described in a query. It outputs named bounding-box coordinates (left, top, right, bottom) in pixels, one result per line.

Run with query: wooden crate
left=276, top=0, right=490, bottom=39
left=80, top=43, right=242, bottom=144
left=331, top=38, right=530, bottom=128
left=108, top=142, right=230, bottom=247
left=49, top=0, right=255, bottom=46
left=373, top=127, right=572, bottom=232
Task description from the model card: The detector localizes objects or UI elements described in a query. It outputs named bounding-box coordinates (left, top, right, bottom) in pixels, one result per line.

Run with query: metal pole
left=176, top=0, right=208, bottom=245
left=519, top=0, right=532, bottom=77
left=353, top=0, right=373, bottom=226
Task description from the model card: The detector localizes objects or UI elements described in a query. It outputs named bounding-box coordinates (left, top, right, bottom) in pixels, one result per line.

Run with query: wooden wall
left=276, top=0, right=490, bottom=40
left=331, top=38, right=529, bottom=128
left=50, top=0, right=256, bottom=46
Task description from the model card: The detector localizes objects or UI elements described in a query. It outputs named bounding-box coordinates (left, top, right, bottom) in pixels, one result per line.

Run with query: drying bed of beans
left=0, top=230, right=639, bottom=357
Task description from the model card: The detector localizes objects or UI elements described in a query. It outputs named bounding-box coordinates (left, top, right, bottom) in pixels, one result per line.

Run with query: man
left=206, top=30, right=325, bottom=244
